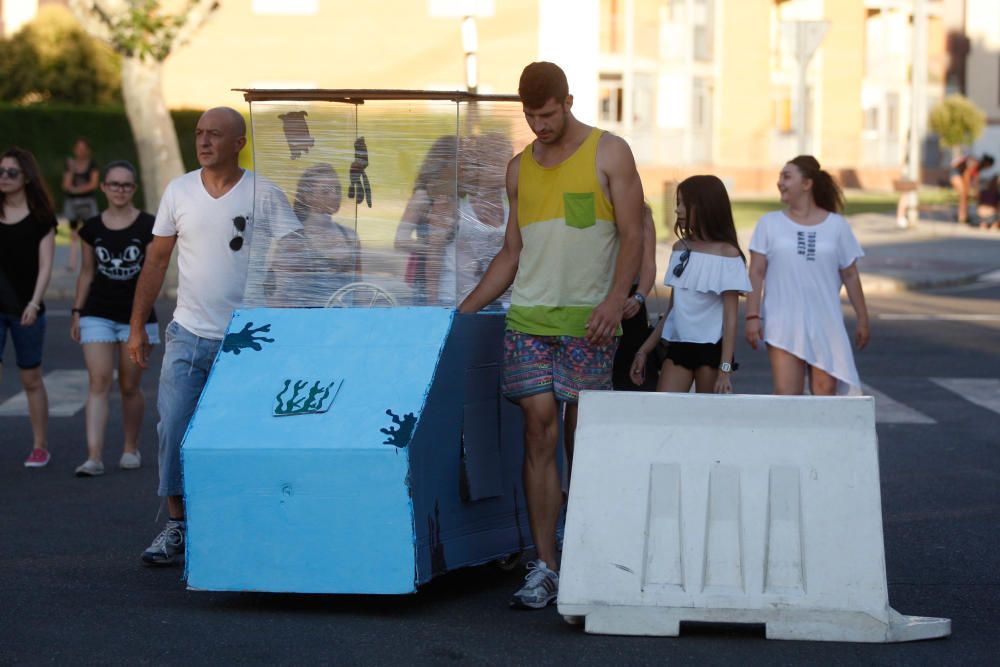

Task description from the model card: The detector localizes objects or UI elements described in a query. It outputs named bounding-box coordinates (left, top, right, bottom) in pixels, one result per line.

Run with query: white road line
left=931, top=378, right=1000, bottom=416
left=980, top=269, right=1000, bottom=283
left=0, top=370, right=92, bottom=417
left=876, top=314, right=1000, bottom=321
left=862, top=383, right=937, bottom=424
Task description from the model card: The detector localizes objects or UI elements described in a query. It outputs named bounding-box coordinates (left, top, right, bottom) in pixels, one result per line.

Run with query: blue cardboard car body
left=183, top=307, right=533, bottom=593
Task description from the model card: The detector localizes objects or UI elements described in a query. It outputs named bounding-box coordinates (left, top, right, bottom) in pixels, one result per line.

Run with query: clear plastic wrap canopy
left=241, top=89, right=534, bottom=310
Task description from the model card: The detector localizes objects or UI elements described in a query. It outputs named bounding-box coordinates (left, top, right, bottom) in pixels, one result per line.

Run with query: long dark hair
left=0, top=146, right=55, bottom=221
left=293, top=163, right=342, bottom=223
left=414, top=135, right=458, bottom=193
left=789, top=155, right=844, bottom=213
left=675, top=175, right=745, bottom=263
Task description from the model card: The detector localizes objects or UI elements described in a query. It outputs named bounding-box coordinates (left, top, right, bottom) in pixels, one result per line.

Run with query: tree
left=0, top=6, right=120, bottom=106
left=929, top=94, right=986, bottom=153
left=68, top=0, right=218, bottom=211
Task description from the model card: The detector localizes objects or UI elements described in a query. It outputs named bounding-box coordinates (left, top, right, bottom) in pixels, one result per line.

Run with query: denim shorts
left=156, top=320, right=222, bottom=497
left=79, top=316, right=160, bottom=345
left=0, top=312, right=46, bottom=369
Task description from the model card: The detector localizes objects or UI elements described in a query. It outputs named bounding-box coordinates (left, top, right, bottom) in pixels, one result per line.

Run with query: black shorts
left=653, top=339, right=738, bottom=372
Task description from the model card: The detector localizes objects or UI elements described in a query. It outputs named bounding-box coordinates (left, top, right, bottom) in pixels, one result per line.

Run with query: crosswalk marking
left=931, top=378, right=1000, bottom=416
left=862, top=384, right=937, bottom=424
left=0, top=370, right=92, bottom=417
left=980, top=269, right=1000, bottom=283
left=0, top=373, right=994, bottom=423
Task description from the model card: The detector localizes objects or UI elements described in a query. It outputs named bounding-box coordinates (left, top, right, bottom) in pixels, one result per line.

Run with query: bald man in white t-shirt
left=126, top=107, right=290, bottom=566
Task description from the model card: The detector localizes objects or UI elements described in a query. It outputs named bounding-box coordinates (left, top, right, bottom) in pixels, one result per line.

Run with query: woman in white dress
left=631, top=175, right=750, bottom=394
left=744, top=155, right=870, bottom=396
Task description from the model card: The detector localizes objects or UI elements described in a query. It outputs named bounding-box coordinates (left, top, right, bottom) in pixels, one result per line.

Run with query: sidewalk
left=46, top=212, right=1000, bottom=302
left=651, top=212, right=1000, bottom=299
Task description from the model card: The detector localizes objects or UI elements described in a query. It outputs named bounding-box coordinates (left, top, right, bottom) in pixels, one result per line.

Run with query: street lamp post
left=462, top=15, right=478, bottom=94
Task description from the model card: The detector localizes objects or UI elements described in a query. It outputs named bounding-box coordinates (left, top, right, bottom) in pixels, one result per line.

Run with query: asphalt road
left=1, top=285, right=999, bottom=666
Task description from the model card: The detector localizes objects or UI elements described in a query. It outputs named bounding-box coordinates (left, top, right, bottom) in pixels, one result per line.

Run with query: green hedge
left=0, top=104, right=204, bottom=211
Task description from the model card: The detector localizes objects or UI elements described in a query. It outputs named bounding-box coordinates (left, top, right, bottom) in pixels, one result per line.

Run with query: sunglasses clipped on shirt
left=673, top=242, right=692, bottom=278
left=230, top=215, right=247, bottom=251
left=0, top=167, right=22, bottom=179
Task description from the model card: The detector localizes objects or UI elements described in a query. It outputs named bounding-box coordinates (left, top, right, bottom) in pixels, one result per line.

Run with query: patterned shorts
left=502, top=331, right=618, bottom=404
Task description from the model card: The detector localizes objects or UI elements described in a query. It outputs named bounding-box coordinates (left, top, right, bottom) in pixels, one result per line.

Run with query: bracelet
left=71, top=308, right=82, bottom=315
left=26, top=301, right=40, bottom=311
left=745, top=314, right=761, bottom=321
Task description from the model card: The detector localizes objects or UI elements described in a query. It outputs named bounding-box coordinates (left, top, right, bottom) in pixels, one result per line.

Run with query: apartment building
left=953, top=0, right=1000, bottom=159
left=9, top=0, right=992, bottom=192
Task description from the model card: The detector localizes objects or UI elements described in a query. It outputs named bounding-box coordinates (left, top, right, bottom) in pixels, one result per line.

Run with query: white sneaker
left=74, top=459, right=105, bottom=477
left=510, top=559, right=559, bottom=609
left=119, top=451, right=141, bottom=469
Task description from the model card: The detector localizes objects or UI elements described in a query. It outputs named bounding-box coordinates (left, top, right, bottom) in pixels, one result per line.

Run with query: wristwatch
left=631, top=293, right=645, bottom=305
left=718, top=361, right=733, bottom=373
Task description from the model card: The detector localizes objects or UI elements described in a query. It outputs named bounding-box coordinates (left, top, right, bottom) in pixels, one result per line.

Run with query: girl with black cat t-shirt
left=70, top=161, right=158, bottom=477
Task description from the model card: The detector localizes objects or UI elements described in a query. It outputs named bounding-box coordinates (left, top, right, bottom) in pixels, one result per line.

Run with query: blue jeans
left=157, top=320, right=221, bottom=497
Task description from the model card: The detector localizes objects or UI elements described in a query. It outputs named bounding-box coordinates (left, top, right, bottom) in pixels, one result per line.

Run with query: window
left=885, top=92, right=899, bottom=135
left=692, top=0, right=714, bottom=62
left=692, top=77, right=713, bottom=131
left=773, top=88, right=793, bottom=134
left=599, top=74, right=624, bottom=124
left=863, top=107, right=879, bottom=133
left=252, top=0, right=318, bottom=16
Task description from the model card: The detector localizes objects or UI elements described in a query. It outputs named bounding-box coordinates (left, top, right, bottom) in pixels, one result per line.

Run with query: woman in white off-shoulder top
left=631, top=175, right=750, bottom=394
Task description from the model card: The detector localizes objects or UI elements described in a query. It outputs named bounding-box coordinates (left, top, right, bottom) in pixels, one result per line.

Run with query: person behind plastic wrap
left=745, top=155, right=870, bottom=396
left=126, top=107, right=296, bottom=567
left=394, top=135, right=459, bottom=305
left=269, top=163, right=361, bottom=305
left=449, top=132, right=513, bottom=306
left=0, top=147, right=57, bottom=468
left=458, top=62, right=644, bottom=610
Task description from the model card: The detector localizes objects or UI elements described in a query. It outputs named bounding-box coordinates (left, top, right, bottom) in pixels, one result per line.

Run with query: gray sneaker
left=74, top=459, right=104, bottom=477
left=119, top=451, right=141, bottom=469
left=141, top=520, right=185, bottom=566
left=510, top=559, right=559, bottom=609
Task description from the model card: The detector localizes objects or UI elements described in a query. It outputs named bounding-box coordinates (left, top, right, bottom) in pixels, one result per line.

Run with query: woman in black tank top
left=61, top=138, right=100, bottom=272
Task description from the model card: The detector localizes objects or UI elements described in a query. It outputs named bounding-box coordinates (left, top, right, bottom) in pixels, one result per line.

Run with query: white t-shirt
left=749, top=211, right=865, bottom=395
left=662, top=249, right=751, bottom=344
left=154, top=169, right=293, bottom=339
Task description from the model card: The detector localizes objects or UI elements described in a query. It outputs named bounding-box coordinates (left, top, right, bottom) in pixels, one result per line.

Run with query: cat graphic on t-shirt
left=93, top=236, right=145, bottom=280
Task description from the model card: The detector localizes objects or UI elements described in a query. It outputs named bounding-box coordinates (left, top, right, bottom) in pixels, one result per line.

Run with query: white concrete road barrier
left=558, top=392, right=950, bottom=643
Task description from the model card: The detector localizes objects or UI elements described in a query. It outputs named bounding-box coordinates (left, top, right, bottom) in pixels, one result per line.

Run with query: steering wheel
left=325, top=282, right=398, bottom=308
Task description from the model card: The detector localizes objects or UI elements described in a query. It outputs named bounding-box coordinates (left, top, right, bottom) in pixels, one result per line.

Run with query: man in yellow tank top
left=460, top=62, right=645, bottom=609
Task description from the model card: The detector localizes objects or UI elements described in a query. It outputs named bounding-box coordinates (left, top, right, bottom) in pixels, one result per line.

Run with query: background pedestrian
left=0, top=146, right=56, bottom=467
left=70, top=160, right=158, bottom=477
left=61, top=138, right=100, bottom=273
left=745, top=155, right=869, bottom=396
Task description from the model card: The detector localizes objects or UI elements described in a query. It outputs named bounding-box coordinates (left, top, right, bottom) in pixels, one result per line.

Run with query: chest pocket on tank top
left=563, top=192, right=596, bottom=229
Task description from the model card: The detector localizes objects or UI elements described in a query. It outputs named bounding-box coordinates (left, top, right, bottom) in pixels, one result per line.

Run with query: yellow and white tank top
left=506, top=127, right=618, bottom=337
